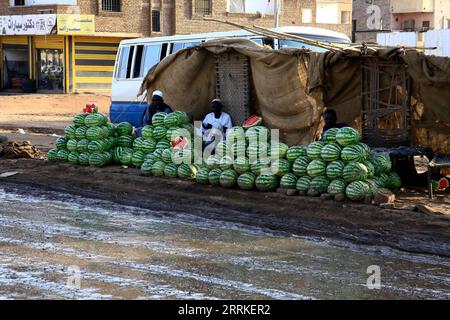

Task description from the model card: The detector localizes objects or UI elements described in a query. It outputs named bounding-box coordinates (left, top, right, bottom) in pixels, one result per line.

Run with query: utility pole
left=274, top=0, right=281, bottom=28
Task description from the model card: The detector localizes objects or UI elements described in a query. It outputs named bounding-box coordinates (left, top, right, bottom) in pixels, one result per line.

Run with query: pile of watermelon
left=291, top=126, right=402, bottom=201
left=47, top=111, right=120, bottom=167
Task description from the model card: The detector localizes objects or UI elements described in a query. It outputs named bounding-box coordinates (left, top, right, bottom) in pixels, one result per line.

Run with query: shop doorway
left=37, top=49, right=64, bottom=92
left=2, top=45, right=29, bottom=90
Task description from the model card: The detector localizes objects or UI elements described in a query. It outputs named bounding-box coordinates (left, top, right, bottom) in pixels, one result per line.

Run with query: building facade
left=0, top=0, right=352, bottom=94
left=353, top=0, right=450, bottom=43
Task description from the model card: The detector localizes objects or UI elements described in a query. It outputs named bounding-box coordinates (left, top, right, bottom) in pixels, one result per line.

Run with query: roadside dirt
left=1, top=159, right=449, bottom=257
left=0, top=93, right=111, bottom=133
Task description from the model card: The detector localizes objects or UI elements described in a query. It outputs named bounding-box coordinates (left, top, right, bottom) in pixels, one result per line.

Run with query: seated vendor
left=321, top=109, right=349, bottom=138
left=202, top=98, right=233, bottom=146
left=136, top=90, right=173, bottom=136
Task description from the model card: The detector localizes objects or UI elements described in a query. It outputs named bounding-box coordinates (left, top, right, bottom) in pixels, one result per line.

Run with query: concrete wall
left=352, top=0, right=391, bottom=43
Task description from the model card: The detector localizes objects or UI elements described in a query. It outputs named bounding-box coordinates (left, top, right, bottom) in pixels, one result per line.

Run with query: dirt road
left=1, top=159, right=449, bottom=258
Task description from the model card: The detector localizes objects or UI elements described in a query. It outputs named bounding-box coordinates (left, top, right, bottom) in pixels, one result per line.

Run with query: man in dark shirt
left=322, top=109, right=348, bottom=135
left=136, top=90, right=173, bottom=136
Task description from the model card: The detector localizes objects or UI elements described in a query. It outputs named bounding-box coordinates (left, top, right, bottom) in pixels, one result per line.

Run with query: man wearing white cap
left=202, top=98, right=233, bottom=145
left=137, top=90, right=173, bottom=136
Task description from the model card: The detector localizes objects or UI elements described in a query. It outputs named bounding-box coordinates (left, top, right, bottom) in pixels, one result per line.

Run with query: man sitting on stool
left=202, top=98, right=233, bottom=148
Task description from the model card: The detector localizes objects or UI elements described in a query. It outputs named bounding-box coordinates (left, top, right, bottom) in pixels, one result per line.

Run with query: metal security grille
left=152, top=10, right=161, bottom=32
left=195, top=0, right=212, bottom=15
left=102, top=0, right=121, bottom=12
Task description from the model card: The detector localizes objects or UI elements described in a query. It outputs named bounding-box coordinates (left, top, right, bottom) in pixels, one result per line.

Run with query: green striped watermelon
left=145, top=153, right=159, bottom=163
left=153, top=126, right=167, bottom=141
left=307, top=159, right=327, bottom=178
left=286, top=146, right=307, bottom=163
left=156, top=140, right=171, bottom=150
left=280, top=173, right=298, bottom=189
left=310, top=176, right=331, bottom=193
left=386, top=171, right=402, bottom=189
left=178, top=164, right=197, bottom=180
left=247, top=143, right=269, bottom=161
left=165, top=128, right=178, bottom=142
left=141, top=125, right=154, bottom=140
left=358, top=143, right=371, bottom=161
left=292, top=156, right=311, bottom=177
left=141, top=139, right=157, bottom=154
left=161, top=149, right=173, bottom=164
left=101, top=126, right=111, bottom=139
left=365, top=179, right=379, bottom=196
left=208, top=169, right=222, bottom=186
left=233, top=157, right=250, bottom=174
left=103, top=151, right=113, bottom=165
left=375, top=173, right=390, bottom=188
left=141, top=159, right=155, bottom=176
left=57, top=149, right=70, bottom=161
left=271, top=159, right=292, bottom=177
left=336, top=127, right=360, bottom=147
left=85, top=113, right=106, bottom=127
left=269, top=143, right=289, bottom=160
left=371, top=154, right=392, bottom=175
left=75, top=127, right=87, bottom=140
left=206, top=155, right=220, bottom=169
left=220, top=169, right=238, bottom=188
left=152, top=161, right=166, bottom=176
left=245, top=126, right=270, bottom=145
left=73, top=114, right=87, bottom=127
left=66, top=139, right=78, bottom=152
left=119, top=148, right=134, bottom=165
left=164, top=112, right=181, bottom=128
left=64, top=125, right=77, bottom=140
left=172, top=149, right=191, bottom=164
left=116, top=122, right=133, bottom=136
left=226, top=127, right=246, bottom=144
left=78, top=152, right=90, bottom=166
left=89, top=152, right=107, bottom=167
left=346, top=181, right=371, bottom=201
left=132, top=151, right=146, bottom=168
left=215, top=141, right=228, bottom=158
left=251, top=159, right=271, bottom=175
left=88, top=140, right=106, bottom=153
left=321, top=143, right=342, bottom=162
left=255, top=174, right=279, bottom=192
left=296, top=176, right=312, bottom=192
left=112, top=147, right=123, bottom=164
left=326, top=160, right=345, bottom=180
left=231, top=142, right=246, bottom=159
left=174, top=111, right=190, bottom=125
left=152, top=112, right=167, bottom=127
left=322, top=128, right=339, bottom=145
left=117, top=135, right=134, bottom=148
left=196, top=168, right=211, bottom=184
left=218, top=156, right=233, bottom=171
left=343, top=162, right=368, bottom=183
left=363, top=160, right=375, bottom=178
left=327, top=179, right=347, bottom=196
left=133, top=137, right=145, bottom=151
left=307, top=141, right=324, bottom=160
left=86, top=127, right=103, bottom=141
left=164, top=163, right=179, bottom=178
left=341, top=144, right=366, bottom=163
left=152, top=148, right=164, bottom=160
left=56, top=137, right=68, bottom=150
left=47, top=149, right=59, bottom=162
left=237, top=172, right=256, bottom=190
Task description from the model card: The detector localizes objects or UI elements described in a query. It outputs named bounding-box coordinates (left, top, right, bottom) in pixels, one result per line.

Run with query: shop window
left=2, top=45, right=29, bottom=89
left=302, top=8, right=312, bottom=24
left=195, top=0, right=212, bottom=15
left=37, top=49, right=64, bottom=92
left=102, top=0, right=121, bottom=12
left=152, top=10, right=161, bottom=32
left=141, top=45, right=161, bottom=77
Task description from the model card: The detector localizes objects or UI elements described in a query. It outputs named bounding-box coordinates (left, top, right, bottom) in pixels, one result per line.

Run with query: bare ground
left=1, top=159, right=449, bottom=258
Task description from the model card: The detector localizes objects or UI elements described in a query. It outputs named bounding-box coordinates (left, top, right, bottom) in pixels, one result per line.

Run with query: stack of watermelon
left=134, top=111, right=200, bottom=180
left=290, top=127, right=402, bottom=201
left=48, top=111, right=118, bottom=167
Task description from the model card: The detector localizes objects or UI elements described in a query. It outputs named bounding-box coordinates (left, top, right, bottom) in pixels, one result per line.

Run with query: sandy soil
left=0, top=93, right=111, bottom=133
left=1, top=159, right=449, bottom=257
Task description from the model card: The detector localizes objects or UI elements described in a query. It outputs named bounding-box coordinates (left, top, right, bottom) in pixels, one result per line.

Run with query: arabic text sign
left=57, top=14, right=95, bottom=35
left=0, top=14, right=56, bottom=35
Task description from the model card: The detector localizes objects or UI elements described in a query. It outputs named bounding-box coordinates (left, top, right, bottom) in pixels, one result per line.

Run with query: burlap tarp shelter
left=139, top=39, right=450, bottom=153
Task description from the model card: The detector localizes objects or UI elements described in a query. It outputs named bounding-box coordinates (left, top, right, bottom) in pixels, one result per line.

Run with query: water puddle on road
left=0, top=187, right=449, bottom=300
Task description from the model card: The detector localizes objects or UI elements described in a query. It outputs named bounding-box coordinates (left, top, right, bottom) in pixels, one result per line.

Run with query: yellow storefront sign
left=57, top=14, right=95, bottom=35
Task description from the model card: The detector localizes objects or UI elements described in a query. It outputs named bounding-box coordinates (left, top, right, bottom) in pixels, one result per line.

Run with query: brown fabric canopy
left=139, top=39, right=450, bottom=153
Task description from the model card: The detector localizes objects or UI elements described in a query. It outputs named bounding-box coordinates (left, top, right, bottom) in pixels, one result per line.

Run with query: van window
left=133, top=45, right=144, bottom=78
left=126, top=46, right=135, bottom=79
left=118, top=46, right=130, bottom=79
left=251, top=38, right=263, bottom=46
left=141, top=45, right=161, bottom=77
left=172, top=41, right=201, bottom=54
